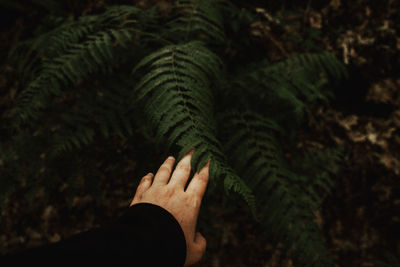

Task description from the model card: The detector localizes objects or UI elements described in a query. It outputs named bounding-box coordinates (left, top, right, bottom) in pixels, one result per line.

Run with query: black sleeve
left=1, top=203, right=187, bottom=267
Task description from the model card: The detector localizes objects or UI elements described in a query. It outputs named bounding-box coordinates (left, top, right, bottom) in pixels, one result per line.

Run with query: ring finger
left=152, top=156, right=175, bottom=186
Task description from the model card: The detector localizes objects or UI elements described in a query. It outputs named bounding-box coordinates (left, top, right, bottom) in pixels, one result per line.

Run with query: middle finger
left=153, top=156, right=175, bottom=186
left=169, top=149, right=194, bottom=189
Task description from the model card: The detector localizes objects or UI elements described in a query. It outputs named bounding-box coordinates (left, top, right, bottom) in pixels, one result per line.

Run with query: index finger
left=185, top=159, right=210, bottom=198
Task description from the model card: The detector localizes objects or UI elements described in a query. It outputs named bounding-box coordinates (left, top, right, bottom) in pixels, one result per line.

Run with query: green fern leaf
left=375, top=244, right=400, bottom=267
left=164, top=0, right=226, bottom=43
left=217, top=110, right=335, bottom=267
left=218, top=52, right=347, bottom=137
left=132, top=41, right=256, bottom=213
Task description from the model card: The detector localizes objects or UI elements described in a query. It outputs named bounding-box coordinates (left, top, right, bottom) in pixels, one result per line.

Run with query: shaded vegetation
left=0, top=0, right=399, bottom=266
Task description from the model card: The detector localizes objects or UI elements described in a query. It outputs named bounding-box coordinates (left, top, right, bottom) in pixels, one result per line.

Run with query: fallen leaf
left=367, top=132, right=378, bottom=144
left=379, top=153, right=394, bottom=169
left=48, top=233, right=60, bottom=243
left=337, top=115, right=358, bottom=131
left=309, top=11, right=322, bottom=29
left=397, top=37, right=400, bottom=50
left=366, top=79, right=397, bottom=104
left=330, top=0, right=341, bottom=9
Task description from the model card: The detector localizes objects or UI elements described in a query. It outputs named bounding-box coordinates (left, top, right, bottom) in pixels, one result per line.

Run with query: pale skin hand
left=130, top=149, right=210, bottom=267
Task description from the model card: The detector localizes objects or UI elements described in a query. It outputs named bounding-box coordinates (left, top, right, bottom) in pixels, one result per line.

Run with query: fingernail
left=168, top=156, right=175, bottom=160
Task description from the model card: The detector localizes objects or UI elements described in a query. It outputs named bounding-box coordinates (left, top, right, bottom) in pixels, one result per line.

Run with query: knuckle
left=194, top=198, right=201, bottom=208
left=164, top=186, right=176, bottom=197
left=142, top=175, right=152, bottom=182
left=141, top=189, right=152, bottom=198
left=159, top=165, right=171, bottom=173
left=198, top=172, right=208, bottom=182
left=140, top=179, right=151, bottom=186
left=189, top=195, right=201, bottom=208
left=177, top=163, right=190, bottom=172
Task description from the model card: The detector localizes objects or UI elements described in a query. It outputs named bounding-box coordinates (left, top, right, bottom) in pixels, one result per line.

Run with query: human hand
left=130, top=149, right=210, bottom=267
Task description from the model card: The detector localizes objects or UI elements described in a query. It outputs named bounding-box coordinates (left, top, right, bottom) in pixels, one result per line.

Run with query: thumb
left=194, top=232, right=206, bottom=253
left=184, top=232, right=207, bottom=267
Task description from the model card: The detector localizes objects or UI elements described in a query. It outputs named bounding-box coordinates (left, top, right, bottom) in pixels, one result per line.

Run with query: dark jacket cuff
left=117, top=202, right=187, bottom=267
left=1, top=203, right=187, bottom=267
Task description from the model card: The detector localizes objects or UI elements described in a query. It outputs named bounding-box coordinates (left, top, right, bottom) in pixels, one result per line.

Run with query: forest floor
left=0, top=0, right=399, bottom=266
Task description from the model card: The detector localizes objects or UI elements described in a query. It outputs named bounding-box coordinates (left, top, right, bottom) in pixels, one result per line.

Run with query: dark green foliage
left=217, top=51, right=347, bottom=141
left=9, top=5, right=162, bottom=126
left=217, top=110, right=336, bottom=266
left=375, top=244, right=400, bottom=267
left=131, top=40, right=256, bottom=212
left=290, top=146, right=345, bottom=210
left=164, top=0, right=227, bottom=44
left=1, top=0, right=349, bottom=265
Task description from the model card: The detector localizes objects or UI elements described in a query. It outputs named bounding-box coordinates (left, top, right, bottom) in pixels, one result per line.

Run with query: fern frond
left=45, top=72, right=137, bottom=156
left=10, top=6, right=148, bottom=126
left=163, top=0, right=226, bottom=44
left=51, top=125, right=95, bottom=157
left=2, top=3, right=350, bottom=266
left=217, top=110, right=335, bottom=267
left=234, top=52, right=346, bottom=103
left=269, top=51, right=348, bottom=87
left=290, top=147, right=344, bottom=209
left=375, top=244, right=400, bottom=267
left=37, top=6, right=144, bottom=57
left=219, top=52, right=347, bottom=137
left=132, top=41, right=255, bottom=213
